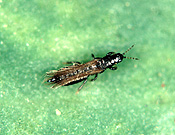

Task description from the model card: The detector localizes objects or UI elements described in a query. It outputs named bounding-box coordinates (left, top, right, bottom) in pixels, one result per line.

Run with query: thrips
left=44, top=45, right=139, bottom=94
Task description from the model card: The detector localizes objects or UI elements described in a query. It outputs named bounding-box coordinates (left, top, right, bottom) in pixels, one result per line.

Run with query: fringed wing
left=44, top=59, right=104, bottom=88
left=44, top=65, right=82, bottom=88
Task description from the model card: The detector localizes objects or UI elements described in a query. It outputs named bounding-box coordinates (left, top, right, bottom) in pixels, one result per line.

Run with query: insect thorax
left=100, top=53, right=124, bottom=69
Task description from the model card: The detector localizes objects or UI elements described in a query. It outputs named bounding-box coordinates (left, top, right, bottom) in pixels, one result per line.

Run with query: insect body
left=44, top=45, right=138, bottom=94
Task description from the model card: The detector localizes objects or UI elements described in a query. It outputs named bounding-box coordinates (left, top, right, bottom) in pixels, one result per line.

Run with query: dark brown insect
left=44, top=45, right=138, bottom=94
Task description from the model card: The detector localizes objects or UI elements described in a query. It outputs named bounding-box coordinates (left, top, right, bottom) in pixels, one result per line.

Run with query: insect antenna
left=124, top=56, right=139, bottom=60
left=123, top=44, right=139, bottom=60
left=122, top=44, right=135, bottom=55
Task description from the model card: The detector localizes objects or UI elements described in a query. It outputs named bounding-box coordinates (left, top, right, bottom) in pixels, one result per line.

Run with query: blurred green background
left=0, top=0, right=175, bottom=134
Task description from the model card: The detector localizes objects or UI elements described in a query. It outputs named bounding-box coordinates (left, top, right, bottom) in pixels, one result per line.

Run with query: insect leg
left=64, top=61, right=81, bottom=65
left=91, top=54, right=100, bottom=59
left=106, top=52, right=115, bottom=56
left=91, top=54, right=95, bottom=59
left=109, top=66, right=117, bottom=70
left=91, top=74, right=98, bottom=81
left=76, top=77, right=89, bottom=94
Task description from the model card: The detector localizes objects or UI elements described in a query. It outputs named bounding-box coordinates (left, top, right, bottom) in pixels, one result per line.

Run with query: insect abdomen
left=45, top=59, right=104, bottom=88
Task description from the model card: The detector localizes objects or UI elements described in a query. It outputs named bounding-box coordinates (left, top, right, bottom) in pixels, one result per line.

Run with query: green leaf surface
left=1, top=0, right=175, bottom=134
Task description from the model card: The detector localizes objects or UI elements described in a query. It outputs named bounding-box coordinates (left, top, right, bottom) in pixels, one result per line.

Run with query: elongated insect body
left=44, top=45, right=139, bottom=94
